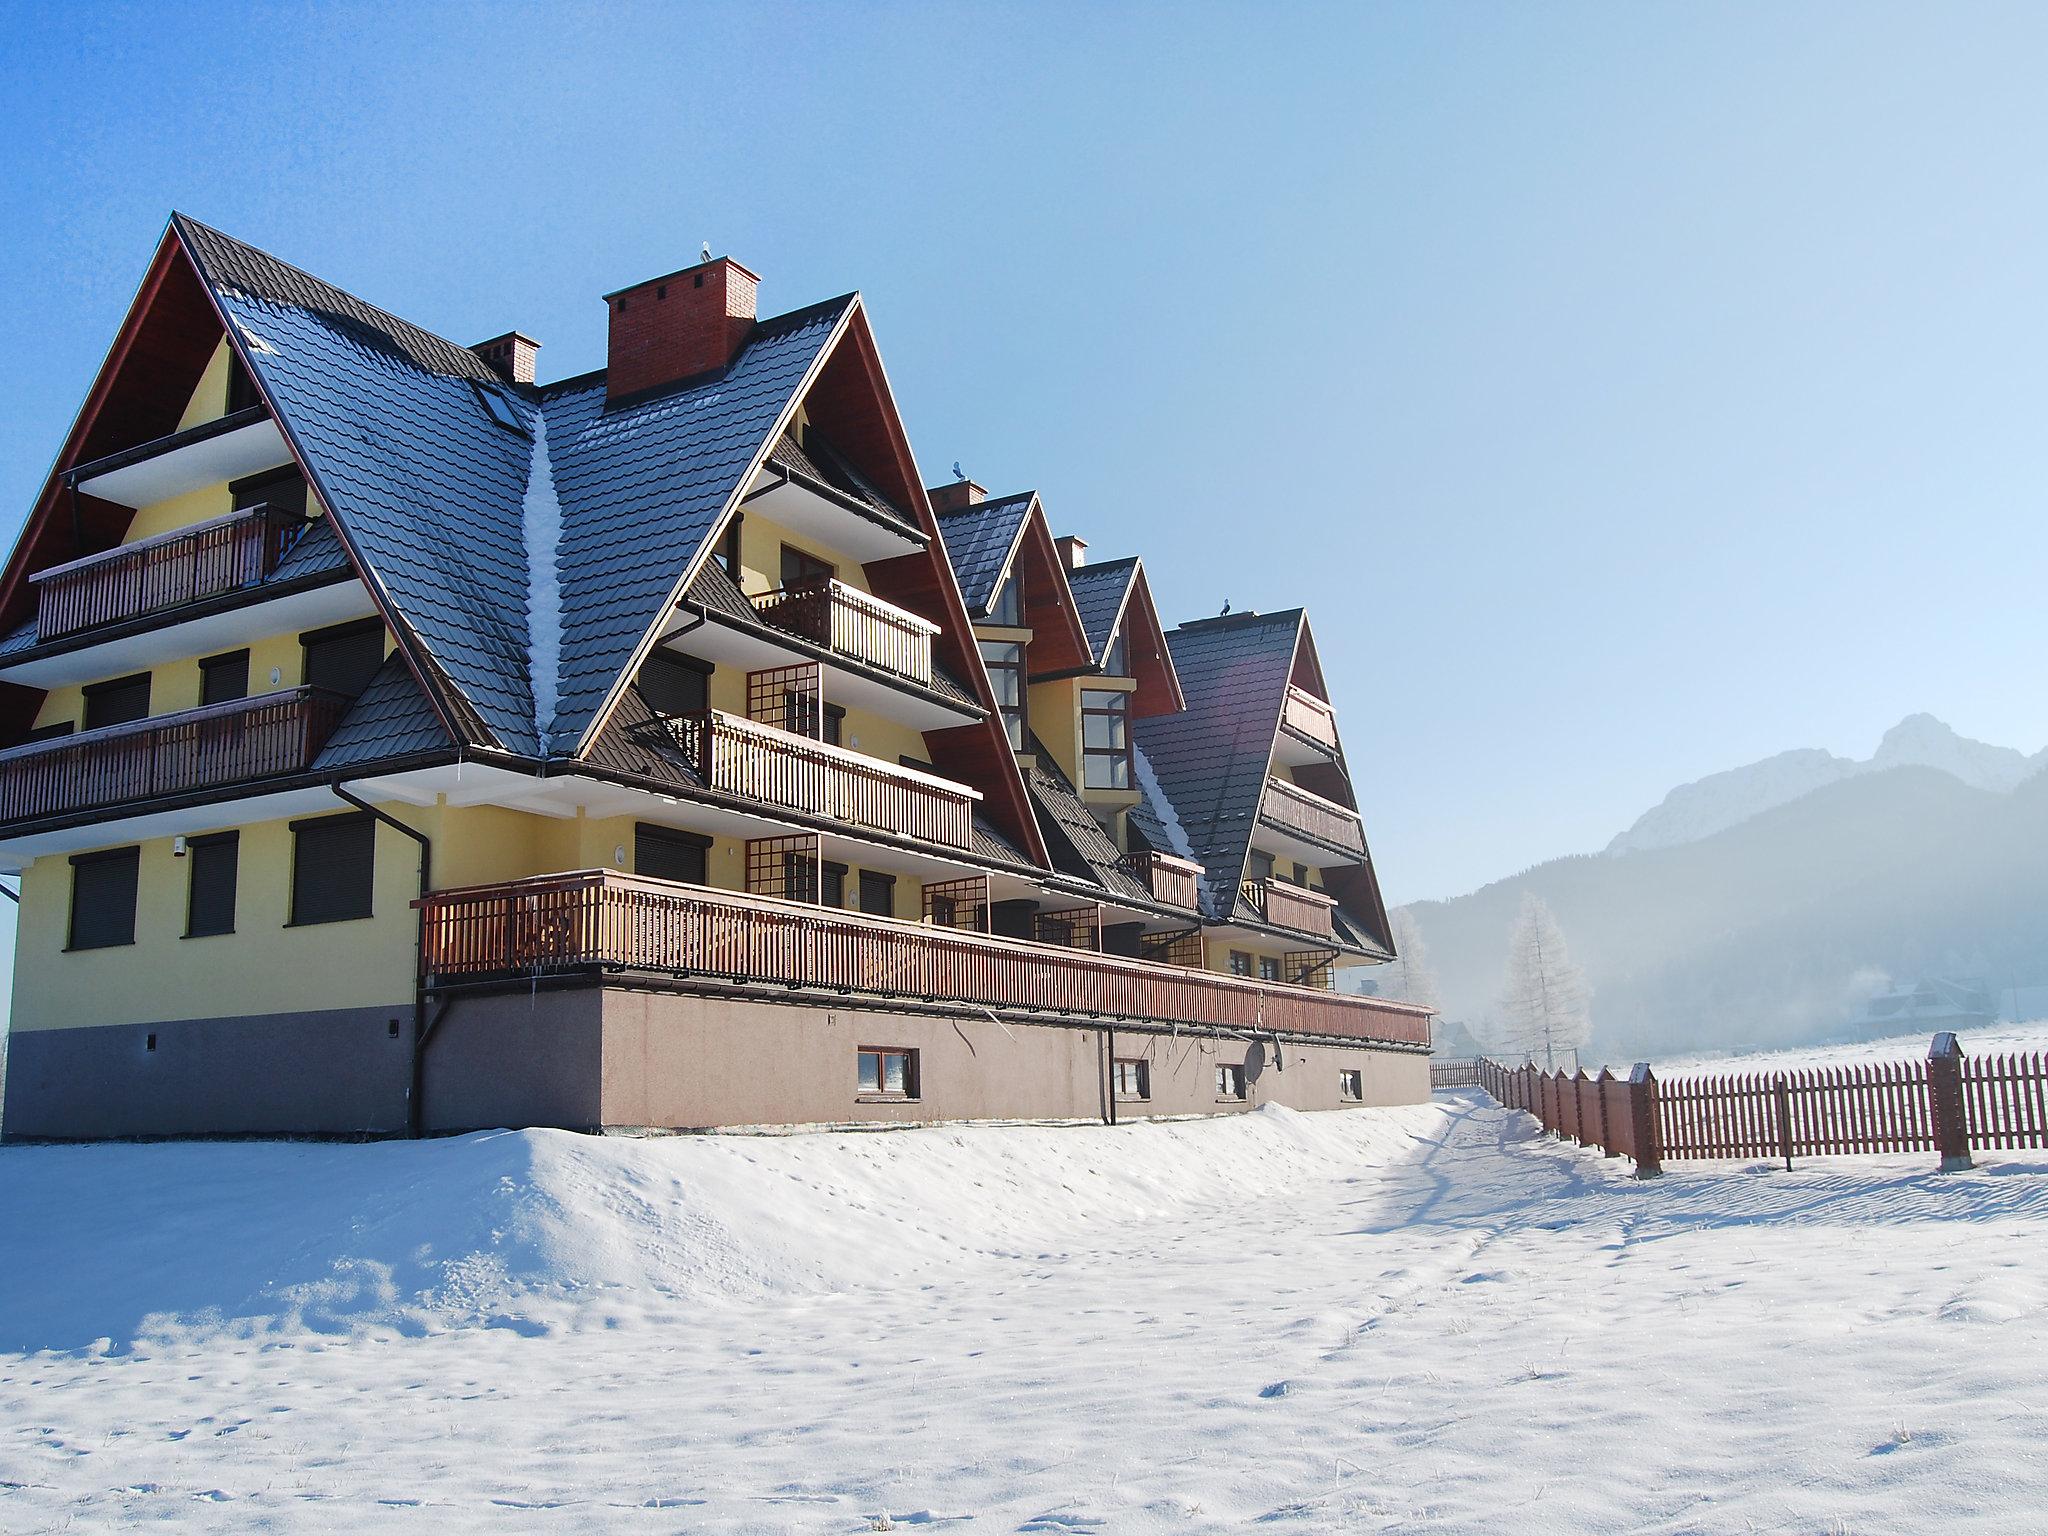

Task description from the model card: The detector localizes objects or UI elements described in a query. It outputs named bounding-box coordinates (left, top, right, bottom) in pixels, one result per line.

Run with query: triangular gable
left=1064, top=557, right=1184, bottom=718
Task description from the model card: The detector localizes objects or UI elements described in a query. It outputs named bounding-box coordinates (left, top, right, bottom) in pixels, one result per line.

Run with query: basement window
left=1216, top=1063, right=1247, bottom=1101
left=1113, top=1059, right=1150, bottom=1101
left=858, top=1047, right=920, bottom=1100
left=471, top=380, right=530, bottom=437
left=1340, top=1069, right=1363, bottom=1102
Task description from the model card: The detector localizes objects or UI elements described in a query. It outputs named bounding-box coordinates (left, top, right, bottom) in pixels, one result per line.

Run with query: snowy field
left=1655, top=1018, right=2048, bottom=1075
left=3, top=1098, right=2047, bottom=1533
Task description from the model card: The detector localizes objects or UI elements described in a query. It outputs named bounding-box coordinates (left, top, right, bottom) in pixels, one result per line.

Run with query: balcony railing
left=0, top=685, right=348, bottom=826
left=665, top=708, right=976, bottom=850
left=29, top=505, right=310, bottom=643
left=416, top=870, right=1432, bottom=1048
left=1240, top=877, right=1338, bottom=939
left=1119, top=849, right=1204, bottom=910
left=1281, top=685, right=1340, bottom=754
left=1260, top=776, right=1366, bottom=859
left=750, top=577, right=937, bottom=687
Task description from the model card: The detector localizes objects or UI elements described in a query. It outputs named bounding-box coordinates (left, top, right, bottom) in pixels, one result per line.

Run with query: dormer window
left=988, top=572, right=1022, bottom=627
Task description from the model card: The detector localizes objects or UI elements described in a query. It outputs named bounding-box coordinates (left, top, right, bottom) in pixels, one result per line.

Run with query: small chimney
left=604, top=255, right=760, bottom=403
left=472, top=331, right=541, bottom=385
left=928, top=478, right=987, bottom=514
left=1055, top=535, right=1088, bottom=569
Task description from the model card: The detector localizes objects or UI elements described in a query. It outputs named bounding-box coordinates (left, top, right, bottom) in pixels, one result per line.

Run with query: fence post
left=1628, top=1063, right=1662, bottom=1178
left=1773, top=1073, right=1794, bottom=1171
left=1595, top=1067, right=1616, bottom=1155
left=1928, top=1031, right=1973, bottom=1172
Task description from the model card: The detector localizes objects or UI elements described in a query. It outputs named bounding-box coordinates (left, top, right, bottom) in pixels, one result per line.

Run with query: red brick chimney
left=472, top=331, right=540, bottom=385
left=604, top=255, right=759, bottom=402
left=928, top=477, right=987, bottom=514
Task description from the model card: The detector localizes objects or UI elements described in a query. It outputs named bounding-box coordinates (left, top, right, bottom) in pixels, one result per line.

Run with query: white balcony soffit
left=741, top=467, right=925, bottom=563
left=74, top=417, right=294, bottom=509
left=657, top=614, right=978, bottom=732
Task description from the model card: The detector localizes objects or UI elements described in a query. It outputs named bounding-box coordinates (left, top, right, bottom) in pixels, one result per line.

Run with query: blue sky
left=3, top=0, right=2047, bottom=925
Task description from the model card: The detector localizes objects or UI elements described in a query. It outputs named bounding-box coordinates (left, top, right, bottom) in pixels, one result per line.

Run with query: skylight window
left=471, top=380, right=530, bottom=436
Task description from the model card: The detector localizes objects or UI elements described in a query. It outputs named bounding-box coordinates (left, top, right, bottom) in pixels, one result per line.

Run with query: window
left=636, top=824, right=709, bottom=885
left=470, top=379, right=530, bottom=436
left=184, top=832, right=239, bottom=938
left=980, top=640, right=1026, bottom=750
left=858, top=1046, right=919, bottom=1099
left=822, top=703, right=845, bottom=748
left=1293, top=863, right=1311, bottom=887
left=68, top=847, right=140, bottom=950
left=231, top=465, right=309, bottom=518
left=290, top=813, right=375, bottom=925
left=1246, top=849, right=1275, bottom=886
left=1113, top=1058, right=1150, bottom=1101
left=782, top=849, right=820, bottom=903
left=1258, top=955, right=1281, bottom=983
left=780, top=545, right=834, bottom=589
left=83, top=673, right=150, bottom=731
left=1339, top=1069, right=1364, bottom=1102
left=301, top=620, right=385, bottom=702
left=988, top=572, right=1022, bottom=627
left=227, top=352, right=262, bottom=413
left=858, top=869, right=896, bottom=917
left=199, top=650, right=250, bottom=706
left=1228, top=950, right=1253, bottom=977
left=1216, top=1063, right=1247, bottom=1100
left=822, top=861, right=847, bottom=907
left=1100, top=626, right=1128, bottom=678
left=636, top=652, right=709, bottom=716
left=1081, top=689, right=1131, bottom=789
left=718, top=513, right=745, bottom=582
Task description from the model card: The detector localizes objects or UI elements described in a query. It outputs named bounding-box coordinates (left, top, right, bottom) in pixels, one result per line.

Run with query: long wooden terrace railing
left=0, top=685, right=349, bottom=825
left=750, top=577, right=938, bottom=687
left=29, top=504, right=310, bottom=643
left=1281, top=685, right=1340, bottom=754
left=665, top=708, right=977, bottom=850
left=1259, top=776, right=1366, bottom=859
left=1118, top=849, right=1204, bottom=910
left=1241, top=877, right=1338, bottom=938
left=416, top=870, right=1434, bottom=1047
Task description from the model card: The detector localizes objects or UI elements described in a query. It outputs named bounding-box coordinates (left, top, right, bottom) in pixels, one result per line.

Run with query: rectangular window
left=68, top=847, right=140, bottom=950
left=1339, top=1069, right=1364, bottom=1102
left=1258, top=955, right=1281, bottom=983
left=1113, top=1058, right=1150, bottom=1101
left=184, top=832, right=239, bottom=938
left=1216, top=1063, right=1247, bottom=1100
left=822, top=703, right=845, bottom=748
left=199, top=650, right=251, bottom=706
left=988, top=572, right=1022, bottom=627
left=980, top=640, right=1026, bottom=751
left=1100, top=628, right=1128, bottom=678
left=718, top=513, right=744, bottom=582
left=230, top=465, right=309, bottom=518
left=822, top=861, right=847, bottom=908
left=227, top=352, right=263, bottom=413
left=1228, top=950, right=1253, bottom=977
left=858, top=869, right=896, bottom=917
left=290, top=813, right=375, bottom=925
left=1293, top=862, right=1311, bottom=887
left=82, top=673, right=150, bottom=731
left=857, top=1046, right=919, bottom=1099
left=780, top=544, right=834, bottom=589
left=636, top=652, right=710, bottom=716
left=1081, top=689, right=1131, bottom=789
left=1246, top=849, right=1275, bottom=885
left=301, top=620, right=385, bottom=702
left=782, top=850, right=820, bottom=903
left=636, top=824, right=709, bottom=885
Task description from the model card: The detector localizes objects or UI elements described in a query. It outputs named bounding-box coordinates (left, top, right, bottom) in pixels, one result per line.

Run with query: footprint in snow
left=1259, top=1380, right=1293, bottom=1399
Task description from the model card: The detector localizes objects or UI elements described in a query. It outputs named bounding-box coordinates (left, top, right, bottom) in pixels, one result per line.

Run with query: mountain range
left=1398, top=716, right=2048, bottom=1058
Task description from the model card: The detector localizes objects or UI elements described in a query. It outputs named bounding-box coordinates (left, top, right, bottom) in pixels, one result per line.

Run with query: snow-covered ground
left=1656, top=1018, right=2048, bottom=1075
left=4, top=1098, right=2046, bottom=1532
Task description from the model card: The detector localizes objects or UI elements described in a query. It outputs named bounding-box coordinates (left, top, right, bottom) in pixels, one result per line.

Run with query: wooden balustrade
left=750, top=577, right=937, bottom=686
left=1281, top=685, right=1340, bottom=753
left=30, top=505, right=309, bottom=643
left=665, top=708, right=975, bottom=850
left=1260, top=776, right=1366, bottom=858
left=0, top=685, right=348, bottom=825
left=416, top=870, right=1433, bottom=1047
left=1119, top=849, right=1203, bottom=910
left=1241, top=877, right=1338, bottom=938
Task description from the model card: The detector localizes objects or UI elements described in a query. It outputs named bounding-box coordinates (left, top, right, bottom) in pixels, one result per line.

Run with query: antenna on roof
left=701, top=241, right=713, bottom=263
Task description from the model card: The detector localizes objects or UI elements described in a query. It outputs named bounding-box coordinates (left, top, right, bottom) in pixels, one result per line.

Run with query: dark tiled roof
left=1332, top=904, right=1396, bottom=963
left=1129, top=610, right=1303, bottom=917
left=972, top=813, right=1028, bottom=866
left=934, top=493, right=1033, bottom=617
left=582, top=682, right=703, bottom=788
left=1064, top=557, right=1138, bottom=664
left=271, top=516, right=351, bottom=581
left=0, top=619, right=35, bottom=659
left=767, top=432, right=920, bottom=538
left=1022, top=736, right=1150, bottom=903
left=312, top=652, right=453, bottom=769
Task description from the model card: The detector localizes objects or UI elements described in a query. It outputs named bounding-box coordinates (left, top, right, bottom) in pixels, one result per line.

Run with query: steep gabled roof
left=935, top=493, right=1036, bottom=617
left=1060, top=555, right=1184, bottom=716
left=1065, top=557, right=1137, bottom=660
left=934, top=492, right=1090, bottom=673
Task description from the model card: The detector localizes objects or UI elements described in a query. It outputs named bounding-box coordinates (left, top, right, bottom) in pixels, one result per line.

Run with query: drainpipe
left=331, top=781, right=433, bottom=1137
left=1105, top=1023, right=1117, bottom=1126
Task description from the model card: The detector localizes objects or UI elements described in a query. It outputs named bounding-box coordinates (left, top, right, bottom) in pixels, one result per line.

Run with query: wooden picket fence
left=1474, top=1034, right=2048, bottom=1175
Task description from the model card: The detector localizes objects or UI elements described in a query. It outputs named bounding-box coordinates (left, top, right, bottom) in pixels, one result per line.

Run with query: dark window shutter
left=822, top=862, right=847, bottom=907
left=83, top=674, right=150, bottom=730
left=230, top=466, right=308, bottom=518
left=635, top=824, right=708, bottom=885
left=636, top=653, right=709, bottom=716
left=291, top=814, right=375, bottom=924
left=199, top=651, right=251, bottom=706
left=185, top=834, right=239, bottom=937
left=69, top=848, right=140, bottom=950
left=303, top=624, right=385, bottom=701
left=858, top=870, right=895, bottom=917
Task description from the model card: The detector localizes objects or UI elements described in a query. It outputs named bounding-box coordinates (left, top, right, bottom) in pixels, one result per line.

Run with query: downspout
left=331, top=781, right=433, bottom=1137
left=1105, top=1022, right=1117, bottom=1126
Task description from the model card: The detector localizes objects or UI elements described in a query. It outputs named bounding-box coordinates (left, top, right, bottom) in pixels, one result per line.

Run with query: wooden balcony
left=1240, top=877, right=1337, bottom=939
left=1259, top=776, right=1366, bottom=860
left=29, top=505, right=310, bottom=643
left=1280, top=685, right=1340, bottom=754
left=417, top=870, right=1432, bottom=1048
left=750, top=577, right=937, bottom=687
left=1120, top=849, right=1204, bottom=910
left=0, top=685, right=348, bottom=826
left=665, top=708, right=976, bottom=850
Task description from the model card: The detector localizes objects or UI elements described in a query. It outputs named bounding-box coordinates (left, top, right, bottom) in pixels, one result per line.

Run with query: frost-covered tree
left=1495, top=893, right=1592, bottom=1070
left=1381, top=908, right=1443, bottom=1015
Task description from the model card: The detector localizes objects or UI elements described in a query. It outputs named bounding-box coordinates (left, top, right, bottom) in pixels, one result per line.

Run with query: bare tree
left=1495, top=893, right=1592, bottom=1070
left=1383, top=907, right=1444, bottom=1015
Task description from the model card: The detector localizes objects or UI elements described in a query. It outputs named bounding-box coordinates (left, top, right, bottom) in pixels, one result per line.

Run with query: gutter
left=331, top=781, right=434, bottom=1137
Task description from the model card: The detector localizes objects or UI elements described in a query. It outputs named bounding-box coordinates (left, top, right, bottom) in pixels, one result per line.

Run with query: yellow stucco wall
left=176, top=338, right=233, bottom=433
